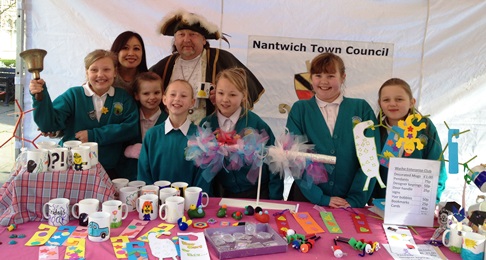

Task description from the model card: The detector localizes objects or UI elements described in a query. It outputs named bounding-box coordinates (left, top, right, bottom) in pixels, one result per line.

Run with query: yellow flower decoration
left=101, top=106, right=109, bottom=114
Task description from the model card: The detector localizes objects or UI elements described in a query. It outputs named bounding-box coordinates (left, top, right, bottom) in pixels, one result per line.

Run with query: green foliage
left=0, top=59, right=15, bottom=67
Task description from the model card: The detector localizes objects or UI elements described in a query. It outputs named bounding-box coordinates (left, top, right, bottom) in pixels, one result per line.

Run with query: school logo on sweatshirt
left=113, top=102, right=123, bottom=115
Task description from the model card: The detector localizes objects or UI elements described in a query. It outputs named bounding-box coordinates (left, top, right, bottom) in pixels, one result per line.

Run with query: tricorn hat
left=159, top=9, right=227, bottom=42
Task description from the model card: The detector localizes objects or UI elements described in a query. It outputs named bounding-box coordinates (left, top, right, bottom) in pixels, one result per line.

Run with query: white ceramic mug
left=184, top=186, right=209, bottom=211
left=171, top=182, right=188, bottom=197
left=119, top=186, right=139, bottom=212
left=460, top=231, right=486, bottom=259
left=80, top=142, right=98, bottom=166
left=63, top=140, right=82, bottom=166
left=72, top=198, right=100, bottom=219
left=128, top=180, right=146, bottom=190
left=42, top=198, right=70, bottom=226
left=442, top=223, right=472, bottom=253
left=70, top=146, right=91, bottom=171
left=37, top=141, right=59, bottom=149
left=49, top=147, right=69, bottom=171
left=159, top=187, right=178, bottom=205
left=25, top=149, right=49, bottom=173
left=112, top=178, right=129, bottom=199
left=102, top=200, right=128, bottom=228
left=159, top=196, right=185, bottom=224
left=87, top=211, right=111, bottom=242
left=154, top=180, right=171, bottom=189
left=136, top=194, right=159, bottom=221
left=63, top=140, right=82, bottom=149
left=141, top=185, right=159, bottom=196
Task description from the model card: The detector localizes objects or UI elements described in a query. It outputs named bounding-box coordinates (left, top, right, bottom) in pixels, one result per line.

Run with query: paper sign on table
left=383, top=224, right=421, bottom=256
left=64, top=237, right=85, bottom=259
left=38, top=246, right=59, bottom=260
left=292, top=212, right=325, bottom=234
left=384, top=157, right=439, bottom=227
left=25, top=224, right=57, bottom=246
left=120, top=219, right=149, bottom=238
left=46, top=225, right=76, bottom=246
left=178, top=232, right=210, bottom=260
left=111, top=236, right=130, bottom=258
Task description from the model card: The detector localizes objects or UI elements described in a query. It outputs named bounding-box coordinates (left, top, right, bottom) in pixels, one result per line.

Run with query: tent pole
left=14, top=0, right=26, bottom=158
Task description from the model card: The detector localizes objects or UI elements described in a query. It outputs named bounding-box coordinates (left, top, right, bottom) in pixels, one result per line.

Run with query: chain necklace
left=180, top=54, right=202, bottom=82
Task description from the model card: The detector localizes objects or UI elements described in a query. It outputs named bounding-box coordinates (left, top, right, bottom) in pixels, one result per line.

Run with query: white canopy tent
left=16, top=0, right=486, bottom=204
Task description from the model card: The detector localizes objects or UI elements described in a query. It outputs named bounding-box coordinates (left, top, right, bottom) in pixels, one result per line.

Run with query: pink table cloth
left=0, top=197, right=459, bottom=259
left=0, top=163, right=116, bottom=226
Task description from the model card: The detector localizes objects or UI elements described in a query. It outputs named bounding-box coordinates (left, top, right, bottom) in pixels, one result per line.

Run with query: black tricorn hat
left=159, top=9, right=227, bottom=42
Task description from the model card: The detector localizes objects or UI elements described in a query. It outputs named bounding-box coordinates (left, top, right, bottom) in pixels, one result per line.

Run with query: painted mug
left=42, top=198, right=70, bottom=226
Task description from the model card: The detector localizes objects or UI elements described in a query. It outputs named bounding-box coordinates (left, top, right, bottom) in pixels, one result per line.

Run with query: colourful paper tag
left=38, top=246, right=59, bottom=260
left=275, top=214, right=291, bottom=236
left=120, top=219, right=149, bottom=238
left=137, top=223, right=174, bottom=242
left=25, top=224, right=57, bottom=246
left=351, top=213, right=372, bottom=233
left=320, top=212, right=342, bottom=233
left=46, top=225, right=76, bottom=246
left=126, top=241, right=149, bottom=260
left=292, top=212, right=325, bottom=234
left=68, top=226, right=88, bottom=239
left=111, top=236, right=130, bottom=258
left=64, top=237, right=85, bottom=259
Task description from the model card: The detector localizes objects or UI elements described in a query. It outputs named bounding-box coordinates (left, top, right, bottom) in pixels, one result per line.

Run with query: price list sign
left=384, top=157, right=440, bottom=227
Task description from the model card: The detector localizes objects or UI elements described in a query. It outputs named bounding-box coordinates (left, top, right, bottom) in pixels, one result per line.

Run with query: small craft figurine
left=7, top=224, right=17, bottom=232
left=178, top=216, right=192, bottom=231
left=244, top=205, right=255, bottom=215
left=232, top=211, right=243, bottom=221
left=255, top=210, right=270, bottom=223
left=187, top=205, right=206, bottom=218
left=79, top=213, right=89, bottom=227
left=217, top=204, right=227, bottom=218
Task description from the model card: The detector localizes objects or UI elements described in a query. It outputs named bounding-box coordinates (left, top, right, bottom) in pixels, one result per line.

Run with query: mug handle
left=159, top=204, right=167, bottom=220
left=71, top=203, right=79, bottom=219
left=121, top=204, right=129, bottom=220
left=442, top=229, right=451, bottom=247
left=201, top=192, right=210, bottom=207
left=42, top=203, right=50, bottom=219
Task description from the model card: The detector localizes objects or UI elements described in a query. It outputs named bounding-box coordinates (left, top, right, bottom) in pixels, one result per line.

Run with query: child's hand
left=124, top=143, right=142, bottom=159
left=329, top=197, right=350, bottom=208
left=75, top=130, right=89, bottom=143
left=29, top=79, right=45, bottom=95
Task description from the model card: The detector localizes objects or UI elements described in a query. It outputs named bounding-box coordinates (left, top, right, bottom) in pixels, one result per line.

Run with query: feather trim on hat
left=159, top=9, right=225, bottom=41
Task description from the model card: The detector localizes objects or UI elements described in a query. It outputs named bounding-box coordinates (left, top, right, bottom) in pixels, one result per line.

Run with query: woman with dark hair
left=111, top=31, right=149, bottom=97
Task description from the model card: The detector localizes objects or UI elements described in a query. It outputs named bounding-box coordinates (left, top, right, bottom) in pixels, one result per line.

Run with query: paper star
left=101, top=106, right=109, bottom=114
left=387, top=139, right=394, bottom=146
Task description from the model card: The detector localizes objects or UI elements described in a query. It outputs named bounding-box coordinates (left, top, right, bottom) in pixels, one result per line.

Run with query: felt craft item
left=68, top=226, right=88, bottom=239
left=38, top=246, right=59, bottom=260
left=320, top=212, right=342, bottom=233
left=351, top=213, right=372, bottom=233
left=379, top=125, right=404, bottom=167
left=120, top=219, right=149, bottom=238
left=45, top=225, right=76, bottom=246
left=137, top=223, right=174, bottom=242
left=292, top=212, right=325, bottom=234
left=111, top=236, right=130, bottom=258
left=126, top=241, right=149, bottom=260
left=64, top=237, right=85, bottom=259
left=25, top=224, right=57, bottom=246
left=353, top=120, right=386, bottom=191
left=274, top=213, right=291, bottom=236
